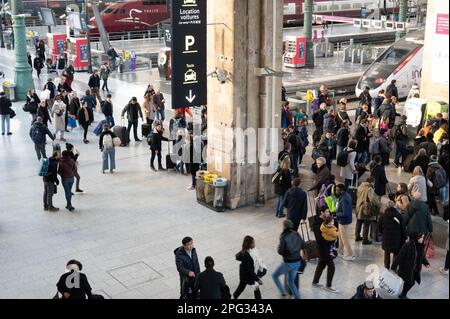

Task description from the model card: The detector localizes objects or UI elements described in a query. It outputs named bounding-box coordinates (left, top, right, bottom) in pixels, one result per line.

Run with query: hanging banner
left=171, top=0, right=207, bottom=109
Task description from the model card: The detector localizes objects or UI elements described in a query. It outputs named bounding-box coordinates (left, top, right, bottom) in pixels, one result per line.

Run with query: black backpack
left=337, top=148, right=354, bottom=167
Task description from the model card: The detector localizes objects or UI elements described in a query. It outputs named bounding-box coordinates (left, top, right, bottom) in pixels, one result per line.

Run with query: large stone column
left=396, top=0, right=408, bottom=40
left=206, top=0, right=283, bottom=209
left=12, top=0, right=34, bottom=100
left=304, top=0, right=314, bottom=67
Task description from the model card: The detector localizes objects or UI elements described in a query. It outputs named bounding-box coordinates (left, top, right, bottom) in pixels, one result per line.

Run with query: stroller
left=46, top=59, right=58, bottom=75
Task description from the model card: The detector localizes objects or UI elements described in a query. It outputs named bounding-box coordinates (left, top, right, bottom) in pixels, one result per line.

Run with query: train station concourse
left=0, top=0, right=448, bottom=306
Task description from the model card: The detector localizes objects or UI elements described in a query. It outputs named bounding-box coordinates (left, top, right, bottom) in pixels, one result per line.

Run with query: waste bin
left=212, top=178, right=228, bottom=211
left=195, top=171, right=209, bottom=202
left=2, top=82, right=16, bottom=102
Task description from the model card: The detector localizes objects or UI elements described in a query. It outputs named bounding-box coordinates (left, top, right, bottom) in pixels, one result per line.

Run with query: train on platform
left=3, top=0, right=399, bottom=34
left=355, top=30, right=425, bottom=99
left=283, top=0, right=399, bottom=26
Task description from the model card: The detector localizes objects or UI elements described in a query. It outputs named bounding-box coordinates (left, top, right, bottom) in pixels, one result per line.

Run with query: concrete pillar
left=207, top=0, right=283, bottom=209
left=396, top=0, right=408, bottom=40
left=12, top=0, right=34, bottom=100
left=304, top=0, right=314, bottom=67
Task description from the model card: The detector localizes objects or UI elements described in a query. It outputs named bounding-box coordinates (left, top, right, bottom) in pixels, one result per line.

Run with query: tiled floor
left=0, top=47, right=448, bottom=300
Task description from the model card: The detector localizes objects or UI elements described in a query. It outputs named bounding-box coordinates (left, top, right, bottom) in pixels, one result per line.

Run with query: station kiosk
left=67, top=37, right=89, bottom=72
left=283, top=36, right=307, bottom=68
left=47, top=33, right=67, bottom=63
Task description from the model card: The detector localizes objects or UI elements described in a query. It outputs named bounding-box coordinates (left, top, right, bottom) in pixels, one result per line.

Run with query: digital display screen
left=39, top=7, right=56, bottom=26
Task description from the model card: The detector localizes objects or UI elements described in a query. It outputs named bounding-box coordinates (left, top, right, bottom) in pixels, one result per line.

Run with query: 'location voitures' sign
left=171, top=0, right=207, bottom=109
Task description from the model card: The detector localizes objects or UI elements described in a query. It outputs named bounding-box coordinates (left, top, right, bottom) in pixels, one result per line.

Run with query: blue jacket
left=29, top=122, right=54, bottom=145
left=82, top=95, right=96, bottom=111
left=336, top=192, right=353, bottom=225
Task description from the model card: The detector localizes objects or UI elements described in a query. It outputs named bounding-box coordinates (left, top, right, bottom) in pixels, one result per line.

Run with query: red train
left=90, top=0, right=399, bottom=34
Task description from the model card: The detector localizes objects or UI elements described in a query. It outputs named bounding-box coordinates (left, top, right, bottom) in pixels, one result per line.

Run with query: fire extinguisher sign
left=171, top=0, right=207, bottom=109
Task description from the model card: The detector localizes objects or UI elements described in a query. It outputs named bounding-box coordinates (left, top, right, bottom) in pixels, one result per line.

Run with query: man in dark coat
left=418, top=133, right=438, bottom=157
left=56, top=260, right=92, bottom=299
left=88, top=70, right=102, bottom=105
left=386, top=80, right=399, bottom=100
left=392, top=233, right=430, bottom=299
left=379, top=203, right=407, bottom=269
left=308, top=157, right=330, bottom=194
left=283, top=178, right=308, bottom=231
left=194, top=257, right=227, bottom=299
left=174, top=237, right=201, bottom=299
left=355, top=119, right=372, bottom=165
left=359, top=86, right=372, bottom=113
left=406, top=192, right=433, bottom=236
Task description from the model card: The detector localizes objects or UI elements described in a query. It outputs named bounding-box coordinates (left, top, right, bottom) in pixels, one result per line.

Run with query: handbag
left=9, top=109, right=16, bottom=119
left=67, top=116, right=77, bottom=128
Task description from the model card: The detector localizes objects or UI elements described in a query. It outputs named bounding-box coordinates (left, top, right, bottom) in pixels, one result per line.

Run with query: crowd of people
left=1, top=39, right=449, bottom=300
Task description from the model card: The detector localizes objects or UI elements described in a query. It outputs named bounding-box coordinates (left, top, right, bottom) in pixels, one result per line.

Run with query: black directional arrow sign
left=171, top=0, right=207, bottom=109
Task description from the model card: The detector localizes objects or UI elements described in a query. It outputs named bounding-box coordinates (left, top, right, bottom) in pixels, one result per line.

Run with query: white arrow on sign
left=186, top=90, right=196, bottom=103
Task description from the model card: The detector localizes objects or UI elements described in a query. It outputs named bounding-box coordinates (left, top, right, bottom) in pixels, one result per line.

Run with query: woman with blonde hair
left=274, top=155, right=293, bottom=218
left=395, top=183, right=410, bottom=214
left=142, top=93, right=155, bottom=127
left=408, top=166, right=428, bottom=202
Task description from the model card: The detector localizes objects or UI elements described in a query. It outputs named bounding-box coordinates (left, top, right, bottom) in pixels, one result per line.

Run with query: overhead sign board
left=171, top=0, right=207, bottom=109
left=39, top=8, right=57, bottom=26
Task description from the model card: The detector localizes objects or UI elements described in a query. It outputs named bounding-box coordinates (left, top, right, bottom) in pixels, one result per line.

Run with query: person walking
left=101, top=93, right=115, bottom=129
left=56, top=54, right=66, bottom=76
left=408, top=167, right=428, bottom=203
left=283, top=178, right=308, bottom=231
left=30, top=117, right=56, bottom=160
left=339, top=140, right=357, bottom=190
left=33, top=55, right=43, bottom=79
left=121, top=97, right=144, bottom=143
left=56, top=260, right=92, bottom=300
left=286, top=127, right=301, bottom=177
left=233, top=236, right=263, bottom=299
left=153, top=89, right=166, bottom=122
left=88, top=69, right=102, bottom=107
left=77, top=100, right=93, bottom=144
left=149, top=122, right=170, bottom=172
left=174, top=237, right=201, bottom=300
left=26, top=89, right=40, bottom=125
left=37, top=100, right=52, bottom=127
left=98, top=124, right=117, bottom=175
left=335, top=184, right=355, bottom=261
left=0, top=91, right=13, bottom=136
left=406, top=192, right=433, bottom=236
left=322, top=110, right=337, bottom=135
left=68, top=91, right=81, bottom=124
left=393, top=116, right=409, bottom=168
left=66, top=143, right=84, bottom=194
left=272, top=220, right=304, bottom=299
left=371, top=128, right=391, bottom=166
left=392, top=232, right=430, bottom=299
left=43, top=151, right=60, bottom=212
left=58, top=150, right=77, bottom=212
left=355, top=177, right=380, bottom=245
left=370, top=155, right=388, bottom=197
left=311, top=207, right=339, bottom=293
left=312, top=103, right=328, bottom=146
left=51, top=96, right=67, bottom=142
left=379, top=201, right=407, bottom=269
left=274, top=156, right=293, bottom=218
left=99, top=62, right=111, bottom=92
left=194, top=257, right=228, bottom=300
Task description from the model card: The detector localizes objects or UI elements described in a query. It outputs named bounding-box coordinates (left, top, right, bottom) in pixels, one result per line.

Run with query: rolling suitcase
left=300, top=222, right=319, bottom=261
left=142, top=123, right=151, bottom=138
left=94, top=120, right=108, bottom=136
left=166, top=142, right=176, bottom=170
left=113, top=125, right=129, bottom=147
left=307, top=191, right=316, bottom=231
left=348, top=174, right=358, bottom=207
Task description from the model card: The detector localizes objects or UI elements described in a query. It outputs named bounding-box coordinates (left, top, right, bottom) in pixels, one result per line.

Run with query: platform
left=0, top=47, right=448, bottom=300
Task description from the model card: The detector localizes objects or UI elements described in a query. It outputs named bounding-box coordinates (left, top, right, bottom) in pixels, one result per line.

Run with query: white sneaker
left=186, top=185, right=195, bottom=190
left=312, top=283, right=324, bottom=288
left=440, top=267, right=449, bottom=275
left=323, top=286, right=340, bottom=294
left=343, top=256, right=356, bottom=262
